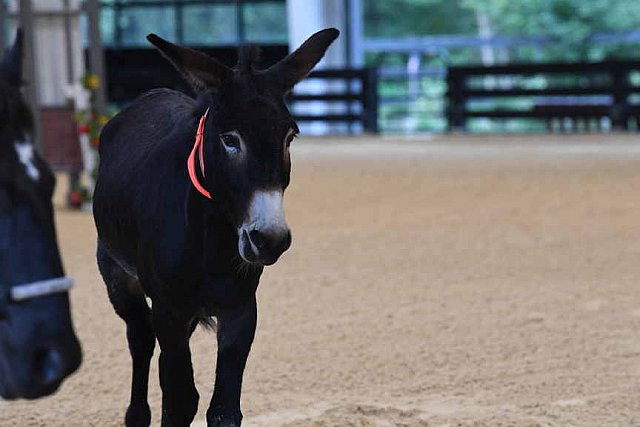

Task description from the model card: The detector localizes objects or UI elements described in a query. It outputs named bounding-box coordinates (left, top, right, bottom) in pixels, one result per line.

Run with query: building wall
left=5, top=1, right=85, bottom=169
left=7, top=0, right=84, bottom=107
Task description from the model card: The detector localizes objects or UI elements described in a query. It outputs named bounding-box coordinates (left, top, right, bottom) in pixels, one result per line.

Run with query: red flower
left=78, top=123, right=90, bottom=135
left=91, top=138, right=100, bottom=148
left=69, top=191, right=83, bottom=207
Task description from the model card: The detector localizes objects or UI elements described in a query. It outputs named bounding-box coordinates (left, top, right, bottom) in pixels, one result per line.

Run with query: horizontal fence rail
left=446, top=60, right=640, bottom=132
left=101, top=47, right=378, bottom=134
left=288, top=68, right=379, bottom=134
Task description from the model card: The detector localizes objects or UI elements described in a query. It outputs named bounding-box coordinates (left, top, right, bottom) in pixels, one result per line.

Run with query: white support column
left=287, top=0, right=346, bottom=67
left=287, top=0, right=346, bottom=134
left=347, top=0, right=364, bottom=67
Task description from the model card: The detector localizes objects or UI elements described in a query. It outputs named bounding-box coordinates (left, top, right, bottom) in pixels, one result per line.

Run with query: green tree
left=365, top=0, right=477, bottom=38
left=461, top=0, right=640, bottom=60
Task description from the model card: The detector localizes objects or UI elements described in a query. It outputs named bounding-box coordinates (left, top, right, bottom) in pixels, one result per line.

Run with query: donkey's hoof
left=206, top=412, right=242, bottom=427
left=125, top=402, right=151, bottom=427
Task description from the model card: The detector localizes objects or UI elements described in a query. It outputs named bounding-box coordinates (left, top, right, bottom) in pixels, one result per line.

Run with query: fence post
left=446, top=69, right=465, bottom=132
left=363, top=67, right=379, bottom=133
left=610, top=63, right=629, bottom=131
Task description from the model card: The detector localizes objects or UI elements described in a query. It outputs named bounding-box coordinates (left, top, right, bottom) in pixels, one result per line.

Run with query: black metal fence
left=102, top=47, right=379, bottom=134
left=102, top=45, right=288, bottom=103
left=288, top=68, right=379, bottom=133
left=446, top=60, right=640, bottom=132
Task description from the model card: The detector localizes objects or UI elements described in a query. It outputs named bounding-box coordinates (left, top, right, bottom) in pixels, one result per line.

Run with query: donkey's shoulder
left=100, top=89, right=197, bottom=157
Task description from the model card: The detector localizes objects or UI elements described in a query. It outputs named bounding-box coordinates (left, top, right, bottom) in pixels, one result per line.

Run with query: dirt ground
left=3, top=134, right=640, bottom=426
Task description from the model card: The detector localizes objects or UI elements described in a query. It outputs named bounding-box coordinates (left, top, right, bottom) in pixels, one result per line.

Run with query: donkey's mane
left=236, top=45, right=262, bottom=74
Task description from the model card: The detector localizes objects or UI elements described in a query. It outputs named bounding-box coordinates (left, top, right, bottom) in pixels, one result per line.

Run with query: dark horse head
left=147, top=28, right=339, bottom=265
left=0, top=29, right=81, bottom=400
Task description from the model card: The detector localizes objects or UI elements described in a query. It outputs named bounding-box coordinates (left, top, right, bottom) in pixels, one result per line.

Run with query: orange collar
left=187, top=108, right=212, bottom=199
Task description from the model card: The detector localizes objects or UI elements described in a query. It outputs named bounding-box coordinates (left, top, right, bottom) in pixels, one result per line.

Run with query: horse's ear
left=266, top=28, right=339, bottom=93
left=0, top=28, right=23, bottom=86
left=146, top=33, right=232, bottom=92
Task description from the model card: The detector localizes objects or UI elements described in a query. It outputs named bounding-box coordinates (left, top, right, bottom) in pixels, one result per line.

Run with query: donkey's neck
left=187, top=191, right=262, bottom=281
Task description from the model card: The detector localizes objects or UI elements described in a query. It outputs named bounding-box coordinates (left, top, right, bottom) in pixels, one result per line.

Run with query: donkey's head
left=148, top=29, right=339, bottom=265
left=0, top=29, right=81, bottom=399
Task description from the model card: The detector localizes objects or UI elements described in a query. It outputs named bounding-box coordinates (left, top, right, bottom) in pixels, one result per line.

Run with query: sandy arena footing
left=3, top=134, right=640, bottom=426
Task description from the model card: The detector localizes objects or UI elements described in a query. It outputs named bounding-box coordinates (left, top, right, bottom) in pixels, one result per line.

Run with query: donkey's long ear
left=147, top=33, right=232, bottom=92
left=0, top=28, right=24, bottom=86
left=267, top=28, right=339, bottom=92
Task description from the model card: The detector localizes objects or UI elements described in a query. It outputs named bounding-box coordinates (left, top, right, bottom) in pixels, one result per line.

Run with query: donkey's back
left=94, top=88, right=198, bottom=275
left=99, top=88, right=196, bottom=169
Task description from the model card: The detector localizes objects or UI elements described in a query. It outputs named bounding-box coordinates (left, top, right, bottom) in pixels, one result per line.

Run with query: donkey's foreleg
left=207, top=298, right=257, bottom=427
left=153, top=305, right=199, bottom=427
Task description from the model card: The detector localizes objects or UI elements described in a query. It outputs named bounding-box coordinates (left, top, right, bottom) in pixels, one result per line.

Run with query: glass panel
left=98, top=7, right=115, bottom=46
left=183, top=4, right=237, bottom=45
left=116, top=6, right=176, bottom=46
left=98, top=1, right=288, bottom=46
left=243, top=2, right=288, bottom=43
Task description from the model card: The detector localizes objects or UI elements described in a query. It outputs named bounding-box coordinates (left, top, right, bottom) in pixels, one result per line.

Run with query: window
left=99, top=0, right=288, bottom=47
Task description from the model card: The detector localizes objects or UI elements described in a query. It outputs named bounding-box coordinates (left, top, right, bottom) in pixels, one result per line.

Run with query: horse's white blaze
left=246, top=190, right=286, bottom=232
left=14, top=141, right=40, bottom=181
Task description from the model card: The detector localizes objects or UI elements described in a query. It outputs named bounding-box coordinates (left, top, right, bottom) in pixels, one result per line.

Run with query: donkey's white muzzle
left=238, top=190, right=291, bottom=265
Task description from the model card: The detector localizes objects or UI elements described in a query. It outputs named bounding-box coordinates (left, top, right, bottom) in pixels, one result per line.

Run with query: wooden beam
left=85, top=0, right=107, bottom=113
left=0, top=1, right=6, bottom=50
left=18, top=0, right=42, bottom=151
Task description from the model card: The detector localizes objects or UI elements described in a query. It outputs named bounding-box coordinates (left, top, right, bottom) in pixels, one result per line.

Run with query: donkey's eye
left=284, top=129, right=297, bottom=147
left=285, top=134, right=295, bottom=147
left=220, top=133, right=240, bottom=150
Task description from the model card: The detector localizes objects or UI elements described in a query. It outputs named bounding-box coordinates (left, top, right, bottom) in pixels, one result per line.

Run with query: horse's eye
left=220, top=133, right=240, bottom=150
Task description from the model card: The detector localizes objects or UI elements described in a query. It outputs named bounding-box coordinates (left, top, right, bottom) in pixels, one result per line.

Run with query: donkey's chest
left=198, top=269, right=261, bottom=313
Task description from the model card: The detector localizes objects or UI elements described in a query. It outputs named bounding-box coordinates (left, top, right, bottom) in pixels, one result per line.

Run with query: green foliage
left=365, top=0, right=477, bottom=38
left=367, top=0, right=640, bottom=133
left=243, top=3, right=288, bottom=43
left=460, top=0, right=640, bottom=60
left=366, top=0, right=640, bottom=61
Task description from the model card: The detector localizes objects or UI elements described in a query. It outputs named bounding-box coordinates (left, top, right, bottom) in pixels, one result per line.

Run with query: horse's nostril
left=33, top=348, right=65, bottom=386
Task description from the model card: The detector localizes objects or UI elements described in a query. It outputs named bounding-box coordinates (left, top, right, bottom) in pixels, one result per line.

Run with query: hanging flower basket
left=69, top=73, right=115, bottom=209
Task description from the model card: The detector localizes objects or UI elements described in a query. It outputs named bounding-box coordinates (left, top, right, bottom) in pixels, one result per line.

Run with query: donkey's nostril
left=33, top=348, right=65, bottom=386
left=248, top=229, right=267, bottom=251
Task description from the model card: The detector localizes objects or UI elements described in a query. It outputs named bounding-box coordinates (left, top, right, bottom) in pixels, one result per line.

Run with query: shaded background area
left=5, top=0, right=640, bottom=141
